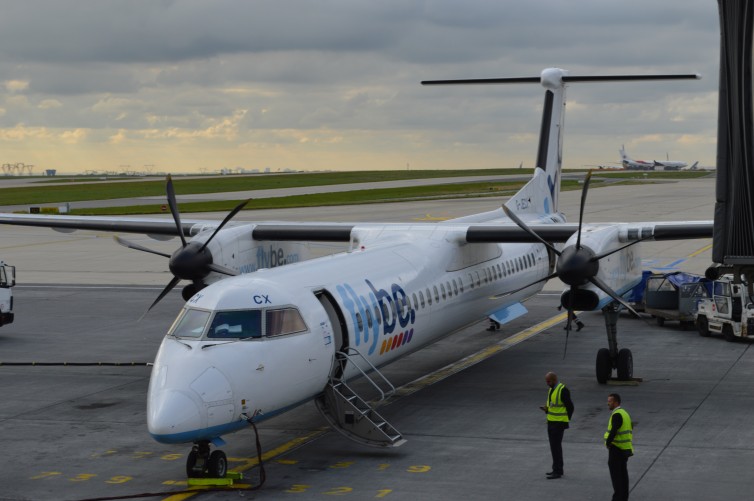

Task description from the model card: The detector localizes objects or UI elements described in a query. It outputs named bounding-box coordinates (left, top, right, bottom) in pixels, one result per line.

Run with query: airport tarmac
left=2, top=175, right=748, bottom=501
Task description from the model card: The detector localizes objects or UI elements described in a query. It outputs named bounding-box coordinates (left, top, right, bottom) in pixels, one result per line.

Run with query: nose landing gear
left=186, top=441, right=228, bottom=478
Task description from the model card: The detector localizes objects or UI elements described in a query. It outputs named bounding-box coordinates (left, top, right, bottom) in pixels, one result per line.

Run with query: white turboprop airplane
left=620, top=144, right=692, bottom=170
left=0, top=68, right=711, bottom=478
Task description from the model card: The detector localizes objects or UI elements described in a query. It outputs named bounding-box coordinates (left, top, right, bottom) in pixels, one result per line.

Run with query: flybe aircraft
left=0, top=68, right=711, bottom=478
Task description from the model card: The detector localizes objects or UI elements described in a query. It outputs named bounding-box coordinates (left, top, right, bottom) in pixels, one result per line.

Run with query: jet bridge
left=710, top=0, right=754, bottom=282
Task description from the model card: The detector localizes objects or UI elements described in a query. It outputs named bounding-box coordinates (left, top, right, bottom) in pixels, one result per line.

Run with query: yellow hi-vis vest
left=604, top=408, right=633, bottom=452
left=546, top=383, right=569, bottom=423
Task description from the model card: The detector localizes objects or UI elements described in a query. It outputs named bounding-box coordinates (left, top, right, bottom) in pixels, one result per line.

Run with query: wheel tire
left=697, top=316, right=710, bottom=337
left=208, top=450, right=228, bottom=478
left=723, top=324, right=736, bottom=342
left=656, top=316, right=665, bottom=327
left=186, top=450, right=200, bottom=478
left=596, top=348, right=612, bottom=384
left=616, top=348, right=633, bottom=381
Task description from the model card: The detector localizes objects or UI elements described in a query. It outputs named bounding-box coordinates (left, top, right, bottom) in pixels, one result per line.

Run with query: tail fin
left=422, top=69, right=700, bottom=216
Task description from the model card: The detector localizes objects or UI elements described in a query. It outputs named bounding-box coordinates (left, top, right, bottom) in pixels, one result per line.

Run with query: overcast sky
left=0, top=1, right=721, bottom=174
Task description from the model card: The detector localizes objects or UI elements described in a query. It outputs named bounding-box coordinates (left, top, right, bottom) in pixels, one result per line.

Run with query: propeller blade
left=588, top=276, right=642, bottom=318
left=113, top=236, right=171, bottom=258
left=139, top=275, right=182, bottom=321
left=502, top=205, right=562, bottom=256
left=591, top=236, right=650, bottom=262
left=490, top=271, right=559, bottom=299
left=198, top=199, right=250, bottom=253
left=575, top=171, right=592, bottom=250
left=166, top=175, right=187, bottom=248
left=208, top=263, right=240, bottom=276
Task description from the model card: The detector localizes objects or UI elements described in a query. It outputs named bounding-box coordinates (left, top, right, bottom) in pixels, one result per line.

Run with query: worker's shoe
left=576, top=323, right=584, bottom=331
left=546, top=472, right=562, bottom=479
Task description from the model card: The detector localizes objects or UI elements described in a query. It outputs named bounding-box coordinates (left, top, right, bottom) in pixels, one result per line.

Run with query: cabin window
left=207, top=309, right=263, bottom=339
left=452, top=279, right=459, bottom=295
left=497, top=263, right=503, bottom=277
left=476, top=271, right=481, bottom=287
left=419, top=290, right=425, bottom=308
left=266, top=307, right=308, bottom=337
left=433, top=285, right=440, bottom=303
left=458, top=279, right=464, bottom=294
left=169, top=308, right=211, bottom=339
left=426, top=288, right=432, bottom=305
left=441, top=283, right=447, bottom=300
left=381, top=303, right=391, bottom=322
left=365, top=306, right=373, bottom=328
left=412, top=293, right=419, bottom=310
left=468, top=273, right=475, bottom=289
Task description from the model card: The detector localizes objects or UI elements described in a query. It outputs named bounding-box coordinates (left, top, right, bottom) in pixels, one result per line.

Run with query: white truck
left=0, top=261, right=14, bottom=326
left=696, top=275, right=754, bottom=341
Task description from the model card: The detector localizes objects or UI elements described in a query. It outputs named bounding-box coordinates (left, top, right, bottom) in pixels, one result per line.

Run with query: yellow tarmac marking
left=412, top=214, right=450, bottom=221
left=161, top=313, right=565, bottom=499
left=391, top=312, right=566, bottom=400
left=687, top=243, right=712, bottom=258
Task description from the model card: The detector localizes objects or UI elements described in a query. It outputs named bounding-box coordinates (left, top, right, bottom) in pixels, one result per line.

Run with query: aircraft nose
left=147, top=390, right=202, bottom=442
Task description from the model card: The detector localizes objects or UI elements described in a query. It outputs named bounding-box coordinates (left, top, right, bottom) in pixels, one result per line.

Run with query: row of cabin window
left=355, top=251, right=538, bottom=331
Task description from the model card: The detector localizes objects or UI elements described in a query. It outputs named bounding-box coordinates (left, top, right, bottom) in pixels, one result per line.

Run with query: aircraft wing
left=0, top=213, right=713, bottom=244
left=0, top=213, right=197, bottom=237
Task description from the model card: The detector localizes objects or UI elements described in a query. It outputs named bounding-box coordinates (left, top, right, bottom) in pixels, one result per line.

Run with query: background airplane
left=619, top=144, right=694, bottom=170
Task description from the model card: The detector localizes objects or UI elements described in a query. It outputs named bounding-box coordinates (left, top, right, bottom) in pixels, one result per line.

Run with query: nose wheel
left=186, top=441, right=228, bottom=478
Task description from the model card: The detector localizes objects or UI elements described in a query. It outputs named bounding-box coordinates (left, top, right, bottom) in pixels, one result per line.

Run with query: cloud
left=0, top=0, right=724, bottom=172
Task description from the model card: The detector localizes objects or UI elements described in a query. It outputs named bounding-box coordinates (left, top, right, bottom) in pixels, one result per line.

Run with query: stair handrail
left=334, top=347, right=396, bottom=401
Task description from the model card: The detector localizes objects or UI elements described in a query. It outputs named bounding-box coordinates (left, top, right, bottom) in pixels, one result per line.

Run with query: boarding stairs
left=315, top=347, right=406, bottom=447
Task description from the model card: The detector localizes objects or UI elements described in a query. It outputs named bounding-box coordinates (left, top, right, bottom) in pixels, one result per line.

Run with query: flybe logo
left=238, top=246, right=300, bottom=274
left=335, top=279, right=416, bottom=356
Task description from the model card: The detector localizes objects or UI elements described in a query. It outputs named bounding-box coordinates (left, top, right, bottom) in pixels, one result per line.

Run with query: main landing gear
left=595, top=303, right=633, bottom=384
left=186, top=441, right=228, bottom=478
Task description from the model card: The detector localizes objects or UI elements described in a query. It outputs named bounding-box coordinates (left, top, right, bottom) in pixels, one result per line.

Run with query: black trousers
left=608, top=446, right=630, bottom=501
left=547, top=422, right=566, bottom=474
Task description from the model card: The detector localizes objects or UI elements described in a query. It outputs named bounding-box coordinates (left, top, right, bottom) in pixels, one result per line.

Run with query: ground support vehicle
left=643, top=272, right=711, bottom=330
left=0, top=261, right=15, bottom=326
left=696, top=275, right=754, bottom=341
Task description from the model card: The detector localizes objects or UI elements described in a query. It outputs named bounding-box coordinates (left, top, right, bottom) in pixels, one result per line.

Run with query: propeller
left=115, top=175, right=249, bottom=316
left=499, top=170, right=646, bottom=356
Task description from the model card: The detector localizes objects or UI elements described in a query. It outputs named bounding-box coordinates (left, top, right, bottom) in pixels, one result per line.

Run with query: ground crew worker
left=540, top=372, right=574, bottom=479
left=605, top=393, right=633, bottom=501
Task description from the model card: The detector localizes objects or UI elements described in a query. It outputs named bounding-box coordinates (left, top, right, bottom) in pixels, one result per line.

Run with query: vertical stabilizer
left=421, top=69, right=699, bottom=216
left=533, top=68, right=569, bottom=212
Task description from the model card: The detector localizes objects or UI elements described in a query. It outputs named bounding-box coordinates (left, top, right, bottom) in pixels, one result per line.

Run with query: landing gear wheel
left=596, top=348, right=612, bottom=384
left=208, top=450, right=228, bottom=478
left=656, top=316, right=665, bottom=327
left=616, top=348, right=633, bottom=381
left=186, top=450, right=200, bottom=478
left=723, top=324, right=736, bottom=342
left=697, top=316, right=710, bottom=337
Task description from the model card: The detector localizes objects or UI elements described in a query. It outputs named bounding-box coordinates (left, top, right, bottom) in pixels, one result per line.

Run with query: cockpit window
left=266, top=308, right=307, bottom=337
left=208, top=309, right=262, bottom=339
left=169, top=308, right=211, bottom=339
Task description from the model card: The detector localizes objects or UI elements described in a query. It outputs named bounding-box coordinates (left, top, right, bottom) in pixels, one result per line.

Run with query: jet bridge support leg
left=596, top=303, right=633, bottom=384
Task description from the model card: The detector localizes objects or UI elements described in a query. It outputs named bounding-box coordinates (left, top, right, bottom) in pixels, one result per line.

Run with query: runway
left=2, top=175, right=750, bottom=500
